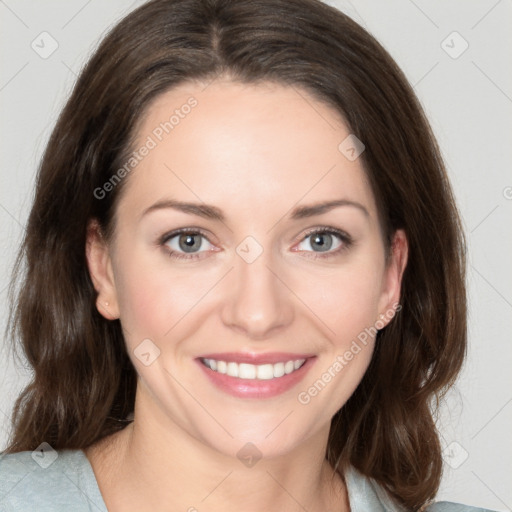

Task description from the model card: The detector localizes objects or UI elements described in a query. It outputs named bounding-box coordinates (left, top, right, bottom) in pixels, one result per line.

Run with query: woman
left=0, top=0, right=496, bottom=510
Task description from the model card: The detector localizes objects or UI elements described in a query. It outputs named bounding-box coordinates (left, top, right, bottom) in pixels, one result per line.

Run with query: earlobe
left=85, top=219, right=120, bottom=320
left=95, top=297, right=118, bottom=320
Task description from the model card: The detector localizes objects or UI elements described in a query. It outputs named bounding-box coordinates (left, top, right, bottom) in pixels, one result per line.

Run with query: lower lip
left=195, top=357, right=316, bottom=399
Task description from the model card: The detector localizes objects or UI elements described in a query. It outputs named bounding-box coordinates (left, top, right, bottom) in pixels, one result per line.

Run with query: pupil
left=176, top=233, right=334, bottom=254
left=312, top=233, right=332, bottom=252
left=179, top=234, right=201, bottom=252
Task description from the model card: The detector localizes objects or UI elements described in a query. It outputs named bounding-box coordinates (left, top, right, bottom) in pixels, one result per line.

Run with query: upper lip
left=198, top=352, right=314, bottom=365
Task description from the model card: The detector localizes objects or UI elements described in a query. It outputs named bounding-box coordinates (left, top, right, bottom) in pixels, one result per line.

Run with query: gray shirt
left=0, top=449, right=495, bottom=511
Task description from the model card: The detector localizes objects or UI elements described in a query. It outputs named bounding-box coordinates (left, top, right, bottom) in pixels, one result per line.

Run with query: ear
left=377, top=229, right=408, bottom=327
left=85, top=219, right=120, bottom=320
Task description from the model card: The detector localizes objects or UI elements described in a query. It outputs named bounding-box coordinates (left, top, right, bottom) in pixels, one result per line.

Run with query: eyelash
left=159, top=226, right=353, bottom=261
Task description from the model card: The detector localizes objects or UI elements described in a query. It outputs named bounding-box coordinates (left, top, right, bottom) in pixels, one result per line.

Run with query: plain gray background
left=0, top=1, right=511, bottom=510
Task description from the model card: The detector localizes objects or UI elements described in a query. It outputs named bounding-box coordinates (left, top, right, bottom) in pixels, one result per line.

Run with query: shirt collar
left=344, top=465, right=409, bottom=512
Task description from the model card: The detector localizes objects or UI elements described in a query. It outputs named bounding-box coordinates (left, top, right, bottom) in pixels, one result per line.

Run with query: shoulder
left=0, top=448, right=107, bottom=512
left=344, top=465, right=498, bottom=512
left=426, top=503, right=498, bottom=512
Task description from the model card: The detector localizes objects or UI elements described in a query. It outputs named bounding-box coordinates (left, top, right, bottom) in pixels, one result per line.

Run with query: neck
left=85, top=387, right=349, bottom=512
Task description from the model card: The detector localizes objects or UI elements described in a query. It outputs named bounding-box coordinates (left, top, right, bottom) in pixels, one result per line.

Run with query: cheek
left=112, top=247, right=177, bottom=343
left=293, top=261, right=382, bottom=416
left=295, top=257, right=385, bottom=344
left=114, top=263, right=163, bottom=340
left=112, top=248, right=221, bottom=346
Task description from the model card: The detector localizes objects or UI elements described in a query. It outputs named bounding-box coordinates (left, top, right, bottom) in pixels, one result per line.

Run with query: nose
left=220, top=249, right=294, bottom=340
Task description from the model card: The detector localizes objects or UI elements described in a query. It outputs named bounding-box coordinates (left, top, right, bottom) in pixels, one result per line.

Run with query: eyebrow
left=140, top=198, right=369, bottom=222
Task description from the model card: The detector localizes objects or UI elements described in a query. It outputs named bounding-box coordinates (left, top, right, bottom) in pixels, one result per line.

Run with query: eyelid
left=299, top=225, right=352, bottom=241
left=158, top=227, right=219, bottom=261
left=291, top=226, right=353, bottom=256
left=158, top=225, right=353, bottom=261
left=159, top=227, right=215, bottom=245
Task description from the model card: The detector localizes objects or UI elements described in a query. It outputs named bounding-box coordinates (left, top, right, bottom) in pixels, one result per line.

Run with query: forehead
left=118, top=80, right=376, bottom=222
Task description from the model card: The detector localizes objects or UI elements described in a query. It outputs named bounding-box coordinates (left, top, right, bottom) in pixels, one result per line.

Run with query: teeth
left=239, top=363, right=256, bottom=379
left=227, top=362, right=238, bottom=377
left=257, top=364, right=274, bottom=380
left=202, top=358, right=306, bottom=380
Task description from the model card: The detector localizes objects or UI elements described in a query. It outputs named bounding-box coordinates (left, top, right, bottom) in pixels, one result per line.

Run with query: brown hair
left=4, top=0, right=466, bottom=509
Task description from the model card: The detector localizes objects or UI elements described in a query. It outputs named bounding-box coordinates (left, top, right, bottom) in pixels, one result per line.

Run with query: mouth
left=196, top=352, right=315, bottom=399
left=200, top=357, right=306, bottom=380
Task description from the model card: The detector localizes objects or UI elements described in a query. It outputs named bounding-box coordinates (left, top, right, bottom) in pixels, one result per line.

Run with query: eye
left=295, top=227, right=352, bottom=259
left=159, top=226, right=352, bottom=261
left=160, top=229, right=215, bottom=260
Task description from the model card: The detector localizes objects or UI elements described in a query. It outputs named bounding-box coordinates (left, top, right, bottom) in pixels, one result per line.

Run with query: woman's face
left=87, top=79, right=407, bottom=459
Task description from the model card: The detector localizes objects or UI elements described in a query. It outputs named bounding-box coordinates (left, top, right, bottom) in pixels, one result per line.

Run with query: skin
left=85, top=79, right=408, bottom=512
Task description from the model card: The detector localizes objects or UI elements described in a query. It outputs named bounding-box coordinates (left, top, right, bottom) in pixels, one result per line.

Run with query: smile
left=200, top=357, right=306, bottom=380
